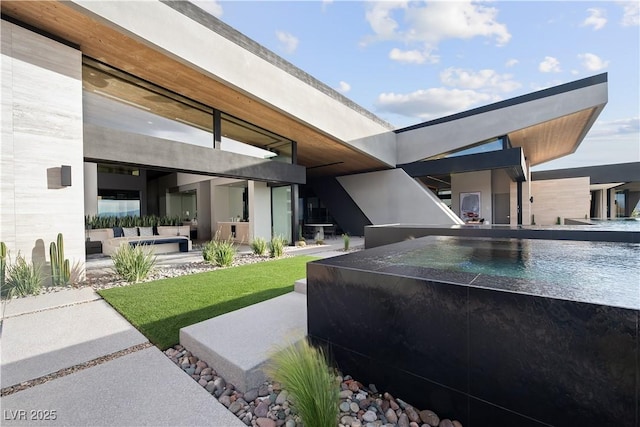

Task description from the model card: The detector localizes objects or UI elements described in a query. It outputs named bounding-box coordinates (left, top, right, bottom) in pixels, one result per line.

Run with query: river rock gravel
left=164, top=344, right=463, bottom=427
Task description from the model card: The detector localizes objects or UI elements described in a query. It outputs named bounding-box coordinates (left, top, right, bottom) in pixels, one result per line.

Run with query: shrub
left=250, top=237, right=268, bottom=256
left=3, top=253, right=43, bottom=298
left=203, top=238, right=236, bottom=267
left=267, top=340, right=339, bottom=427
left=111, top=244, right=156, bottom=283
left=269, top=236, right=286, bottom=258
left=342, top=233, right=350, bottom=251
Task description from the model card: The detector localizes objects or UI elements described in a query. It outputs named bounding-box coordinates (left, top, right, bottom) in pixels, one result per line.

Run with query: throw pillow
left=122, top=227, right=138, bottom=237
left=113, top=227, right=124, bottom=238
left=139, top=227, right=153, bottom=237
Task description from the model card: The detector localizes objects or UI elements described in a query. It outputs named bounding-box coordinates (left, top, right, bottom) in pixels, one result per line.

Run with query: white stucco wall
left=337, top=169, right=463, bottom=226
left=1, top=21, right=85, bottom=271
left=83, top=162, right=98, bottom=217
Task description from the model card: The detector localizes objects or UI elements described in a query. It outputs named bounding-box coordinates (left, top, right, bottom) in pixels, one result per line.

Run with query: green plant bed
left=99, top=256, right=318, bottom=349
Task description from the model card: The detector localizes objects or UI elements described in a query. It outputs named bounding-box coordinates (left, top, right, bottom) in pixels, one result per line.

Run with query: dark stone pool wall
left=364, top=224, right=640, bottom=249
left=307, top=243, right=639, bottom=426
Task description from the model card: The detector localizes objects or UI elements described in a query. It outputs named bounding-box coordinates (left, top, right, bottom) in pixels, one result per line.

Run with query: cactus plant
left=50, top=233, right=70, bottom=286
left=1, top=241, right=6, bottom=292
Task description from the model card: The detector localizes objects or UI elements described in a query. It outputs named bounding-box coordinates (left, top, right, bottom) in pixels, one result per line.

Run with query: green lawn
left=99, top=256, right=318, bottom=349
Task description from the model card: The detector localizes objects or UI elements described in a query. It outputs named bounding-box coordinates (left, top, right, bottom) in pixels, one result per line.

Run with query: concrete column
left=248, top=181, right=271, bottom=241
left=83, top=162, right=98, bottom=217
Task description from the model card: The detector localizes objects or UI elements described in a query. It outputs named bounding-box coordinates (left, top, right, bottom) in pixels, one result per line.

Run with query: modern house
left=2, top=1, right=631, bottom=271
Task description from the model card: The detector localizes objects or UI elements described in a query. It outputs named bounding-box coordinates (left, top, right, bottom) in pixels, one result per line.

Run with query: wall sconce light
left=61, top=165, right=72, bottom=187
left=529, top=196, right=534, bottom=203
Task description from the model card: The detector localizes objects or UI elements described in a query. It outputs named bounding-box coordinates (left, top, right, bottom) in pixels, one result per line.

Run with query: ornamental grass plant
left=111, top=243, right=157, bottom=284
left=269, top=236, right=286, bottom=258
left=203, top=235, right=237, bottom=267
left=250, top=237, right=268, bottom=256
left=3, top=253, right=43, bottom=298
left=266, top=339, right=339, bottom=427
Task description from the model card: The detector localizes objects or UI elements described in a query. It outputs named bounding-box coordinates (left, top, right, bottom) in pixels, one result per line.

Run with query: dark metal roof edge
left=395, top=73, right=608, bottom=134
left=532, top=162, right=640, bottom=183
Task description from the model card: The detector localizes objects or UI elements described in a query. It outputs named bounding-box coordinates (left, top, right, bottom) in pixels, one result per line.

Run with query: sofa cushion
left=122, top=227, right=138, bottom=237
left=113, top=227, right=124, bottom=238
left=139, top=226, right=154, bottom=237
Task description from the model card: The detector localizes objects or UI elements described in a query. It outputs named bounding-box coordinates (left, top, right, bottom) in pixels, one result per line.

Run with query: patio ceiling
left=1, top=1, right=390, bottom=178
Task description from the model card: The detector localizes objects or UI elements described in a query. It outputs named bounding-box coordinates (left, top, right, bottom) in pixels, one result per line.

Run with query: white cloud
left=364, top=1, right=510, bottom=64
left=505, top=58, right=519, bottom=67
left=336, top=81, right=351, bottom=93
left=440, top=68, right=521, bottom=92
left=578, top=53, right=610, bottom=71
left=191, top=0, right=223, bottom=17
left=620, top=1, right=640, bottom=26
left=539, top=56, right=561, bottom=73
left=389, top=48, right=435, bottom=64
left=582, top=8, right=607, bottom=30
left=321, top=0, right=333, bottom=13
left=276, top=31, right=299, bottom=54
left=375, top=87, right=498, bottom=120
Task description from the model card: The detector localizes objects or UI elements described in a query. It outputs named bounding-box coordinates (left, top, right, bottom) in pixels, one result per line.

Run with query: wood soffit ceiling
left=508, top=108, right=597, bottom=166
left=1, top=1, right=389, bottom=177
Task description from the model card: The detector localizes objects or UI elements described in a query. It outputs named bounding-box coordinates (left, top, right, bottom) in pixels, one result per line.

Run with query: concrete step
left=294, top=278, right=306, bottom=294
left=179, top=292, right=307, bottom=392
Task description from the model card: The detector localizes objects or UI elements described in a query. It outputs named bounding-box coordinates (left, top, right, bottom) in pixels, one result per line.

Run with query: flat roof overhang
left=401, top=147, right=526, bottom=182
left=1, top=1, right=392, bottom=178
left=531, top=162, right=640, bottom=185
left=396, top=74, right=608, bottom=167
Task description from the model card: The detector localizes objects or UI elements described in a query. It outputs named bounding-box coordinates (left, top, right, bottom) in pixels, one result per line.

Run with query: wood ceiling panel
left=1, top=1, right=389, bottom=177
left=509, top=109, right=595, bottom=166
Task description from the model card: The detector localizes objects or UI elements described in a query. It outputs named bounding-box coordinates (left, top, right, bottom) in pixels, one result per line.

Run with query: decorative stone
left=348, top=381, right=361, bottom=392
left=198, top=378, right=208, bottom=387
left=340, top=402, right=351, bottom=412
left=228, top=400, right=244, bottom=414
left=405, top=406, right=420, bottom=423
left=385, top=408, right=398, bottom=424
left=362, top=411, right=377, bottom=422
left=419, top=410, right=440, bottom=427
left=219, top=395, right=231, bottom=407
left=201, top=367, right=213, bottom=376
left=285, top=420, right=296, bottom=427
left=409, top=422, right=419, bottom=427
left=258, top=384, right=270, bottom=397
left=275, top=390, right=289, bottom=405
left=340, top=416, right=355, bottom=425
left=452, top=421, right=463, bottom=427
left=256, top=417, right=276, bottom=427
left=184, top=367, right=195, bottom=375
left=439, top=420, right=454, bottom=427
left=368, top=384, right=378, bottom=394
left=389, top=400, right=399, bottom=411
left=339, top=390, right=354, bottom=399
left=349, top=402, right=360, bottom=413
left=213, top=377, right=226, bottom=390
left=205, top=381, right=216, bottom=394
left=255, top=400, right=270, bottom=418
left=244, top=388, right=259, bottom=402
left=398, top=413, right=410, bottom=427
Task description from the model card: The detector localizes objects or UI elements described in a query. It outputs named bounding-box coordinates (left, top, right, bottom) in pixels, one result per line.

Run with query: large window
left=427, top=137, right=506, bottom=161
left=98, top=190, right=141, bottom=217
left=221, top=113, right=294, bottom=163
left=83, top=58, right=214, bottom=147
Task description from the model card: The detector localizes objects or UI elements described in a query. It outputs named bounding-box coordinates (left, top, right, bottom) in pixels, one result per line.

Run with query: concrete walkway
left=1, top=237, right=363, bottom=426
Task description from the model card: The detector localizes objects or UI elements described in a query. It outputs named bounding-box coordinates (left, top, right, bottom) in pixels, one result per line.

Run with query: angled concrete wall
left=530, top=177, right=590, bottom=225
left=396, top=81, right=608, bottom=165
left=71, top=0, right=397, bottom=167
left=337, top=169, right=464, bottom=226
left=1, top=21, right=85, bottom=269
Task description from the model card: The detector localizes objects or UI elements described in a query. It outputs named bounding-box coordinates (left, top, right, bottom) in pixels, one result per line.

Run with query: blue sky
left=193, top=1, right=639, bottom=171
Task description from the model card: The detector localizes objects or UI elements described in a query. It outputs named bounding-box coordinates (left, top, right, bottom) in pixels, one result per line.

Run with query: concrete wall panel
left=451, top=171, right=493, bottom=223
left=531, top=177, right=590, bottom=225
left=1, top=21, right=85, bottom=270
left=337, top=169, right=464, bottom=226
